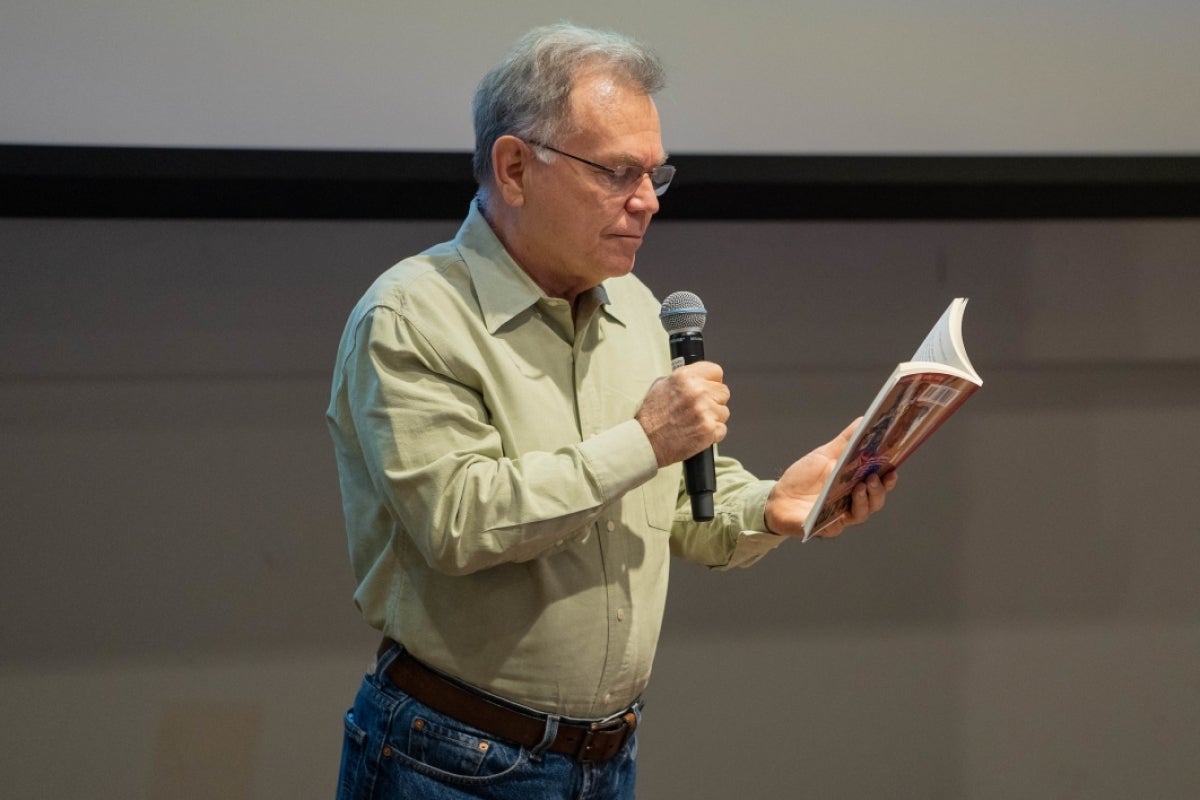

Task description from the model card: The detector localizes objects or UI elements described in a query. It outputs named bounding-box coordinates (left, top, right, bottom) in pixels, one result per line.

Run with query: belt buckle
left=575, top=711, right=637, bottom=763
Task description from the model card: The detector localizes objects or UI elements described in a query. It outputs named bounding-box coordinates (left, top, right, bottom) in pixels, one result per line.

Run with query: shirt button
left=606, top=521, right=615, bottom=531
left=616, top=608, right=626, bottom=621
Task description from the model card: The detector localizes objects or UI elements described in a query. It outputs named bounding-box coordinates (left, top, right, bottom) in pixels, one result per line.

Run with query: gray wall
left=2, top=216, right=1198, bottom=798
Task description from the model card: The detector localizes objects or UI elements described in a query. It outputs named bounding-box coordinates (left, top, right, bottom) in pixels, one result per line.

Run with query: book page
left=910, top=298, right=979, bottom=381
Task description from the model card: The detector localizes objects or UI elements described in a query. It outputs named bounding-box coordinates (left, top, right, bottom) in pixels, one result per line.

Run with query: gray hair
left=472, top=22, right=666, bottom=193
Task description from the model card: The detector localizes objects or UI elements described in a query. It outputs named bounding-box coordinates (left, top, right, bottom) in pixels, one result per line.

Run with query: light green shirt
left=327, top=202, right=784, bottom=718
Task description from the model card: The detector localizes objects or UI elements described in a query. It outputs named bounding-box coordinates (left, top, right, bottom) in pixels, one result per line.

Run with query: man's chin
left=606, top=243, right=642, bottom=274
left=604, top=257, right=638, bottom=279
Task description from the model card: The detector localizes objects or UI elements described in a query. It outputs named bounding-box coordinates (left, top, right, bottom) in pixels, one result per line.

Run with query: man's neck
left=478, top=194, right=594, bottom=310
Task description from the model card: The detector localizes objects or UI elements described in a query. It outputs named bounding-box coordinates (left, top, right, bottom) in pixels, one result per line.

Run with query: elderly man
left=327, top=22, right=895, bottom=800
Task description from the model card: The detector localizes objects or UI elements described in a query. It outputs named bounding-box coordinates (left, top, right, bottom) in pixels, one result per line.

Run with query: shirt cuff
left=719, top=530, right=787, bottom=570
left=577, top=418, right=661, bottom=502
left=717, top=480, right=785, bottom=570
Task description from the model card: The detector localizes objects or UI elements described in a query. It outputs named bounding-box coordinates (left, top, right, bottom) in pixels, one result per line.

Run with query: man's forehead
left=566, top=79, right=663, bottom=156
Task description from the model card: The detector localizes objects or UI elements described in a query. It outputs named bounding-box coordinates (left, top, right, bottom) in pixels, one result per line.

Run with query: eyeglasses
left=526, top=140, right=676, bottom=196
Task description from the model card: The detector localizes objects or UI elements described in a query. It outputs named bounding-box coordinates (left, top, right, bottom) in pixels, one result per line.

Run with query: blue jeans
left=336, top=644, right=639, bottom=799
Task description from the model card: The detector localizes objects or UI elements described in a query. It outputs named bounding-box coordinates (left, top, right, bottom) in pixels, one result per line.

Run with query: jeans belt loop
left=576, top=710, right=637, bottom=762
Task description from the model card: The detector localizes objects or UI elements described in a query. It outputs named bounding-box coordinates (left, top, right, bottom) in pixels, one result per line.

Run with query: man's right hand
left=634, top=361, right=730, bottom=468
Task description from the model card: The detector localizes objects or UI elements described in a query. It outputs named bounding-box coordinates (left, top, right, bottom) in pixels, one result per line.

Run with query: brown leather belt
left=377, top=641, right=638, bottom=763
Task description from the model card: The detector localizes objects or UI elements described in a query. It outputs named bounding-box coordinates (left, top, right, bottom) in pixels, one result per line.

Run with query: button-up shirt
left=327, top=202, right=783, bottom=718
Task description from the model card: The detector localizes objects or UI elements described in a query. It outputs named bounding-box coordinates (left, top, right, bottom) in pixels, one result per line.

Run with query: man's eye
left=611, top=166, right=639, bottom=186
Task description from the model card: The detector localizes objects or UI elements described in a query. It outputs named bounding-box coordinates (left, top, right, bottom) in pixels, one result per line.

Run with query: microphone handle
left=669, top=331, right=716, bottom=521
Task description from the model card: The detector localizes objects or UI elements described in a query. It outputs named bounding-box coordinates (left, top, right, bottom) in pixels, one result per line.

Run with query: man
left=327, top=22, right=895, bottom=800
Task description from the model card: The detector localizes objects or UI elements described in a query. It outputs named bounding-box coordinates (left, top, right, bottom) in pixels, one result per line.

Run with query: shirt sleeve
left=666, top=457, right=787, bottom=570
left=337, top=305, right=660, bottom=576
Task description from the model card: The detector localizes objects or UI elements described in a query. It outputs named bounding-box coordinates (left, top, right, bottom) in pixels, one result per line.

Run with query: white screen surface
left=3, top=0, right=1198, bottom=154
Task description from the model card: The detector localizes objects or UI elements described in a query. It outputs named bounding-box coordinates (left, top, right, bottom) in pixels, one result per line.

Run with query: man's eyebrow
left=609, top=150, right=670, bottom=167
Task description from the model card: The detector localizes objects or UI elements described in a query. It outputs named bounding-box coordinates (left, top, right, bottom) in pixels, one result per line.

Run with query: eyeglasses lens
left=614, top=165, right=674, bottom=196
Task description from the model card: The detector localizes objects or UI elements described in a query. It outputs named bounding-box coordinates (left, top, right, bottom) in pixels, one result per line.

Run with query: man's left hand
left=762, top=419, right=899, bottom=539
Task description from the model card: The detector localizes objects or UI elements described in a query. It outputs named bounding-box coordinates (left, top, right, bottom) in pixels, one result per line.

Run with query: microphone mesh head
left=659, top=291, right=707, bottom=334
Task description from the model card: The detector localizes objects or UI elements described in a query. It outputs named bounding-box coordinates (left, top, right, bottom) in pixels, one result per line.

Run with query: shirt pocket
left=641, top=467, right=678, bottom=533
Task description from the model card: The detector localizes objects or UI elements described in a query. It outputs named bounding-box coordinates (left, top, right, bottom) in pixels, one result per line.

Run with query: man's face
left=516, top=70, right=666, bottom=300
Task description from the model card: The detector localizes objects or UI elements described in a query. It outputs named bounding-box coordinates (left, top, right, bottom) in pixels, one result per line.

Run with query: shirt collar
left=454, top=200, right=627, bottom=333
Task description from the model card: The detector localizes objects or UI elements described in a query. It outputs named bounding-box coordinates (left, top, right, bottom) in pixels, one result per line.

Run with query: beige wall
left=2, top=217, right=1198, bottom=798
left=4, top=1, right=1199, bottom=153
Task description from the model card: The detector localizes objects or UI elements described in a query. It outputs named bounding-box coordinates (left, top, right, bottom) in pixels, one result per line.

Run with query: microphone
left=659, top=291, right=716, bottom=522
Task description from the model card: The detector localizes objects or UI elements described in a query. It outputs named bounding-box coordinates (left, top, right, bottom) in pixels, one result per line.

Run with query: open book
left=803, top=297, right=982, bottom=541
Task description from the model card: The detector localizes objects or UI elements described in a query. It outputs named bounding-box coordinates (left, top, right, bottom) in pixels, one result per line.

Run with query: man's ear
left=491, top=135, right=530, bottom=207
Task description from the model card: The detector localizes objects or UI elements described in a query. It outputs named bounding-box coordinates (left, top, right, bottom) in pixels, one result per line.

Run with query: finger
left=816, top=417, right=865, bottom=460
left=866, top=474, right=888, bottom=513
left=686, top=360, right=724, bottom=382
left=846, top=482, right=871, bottom=523
left=815, top=518, right=845, bottom=539
left=837, top=417, right=863, bottom=443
